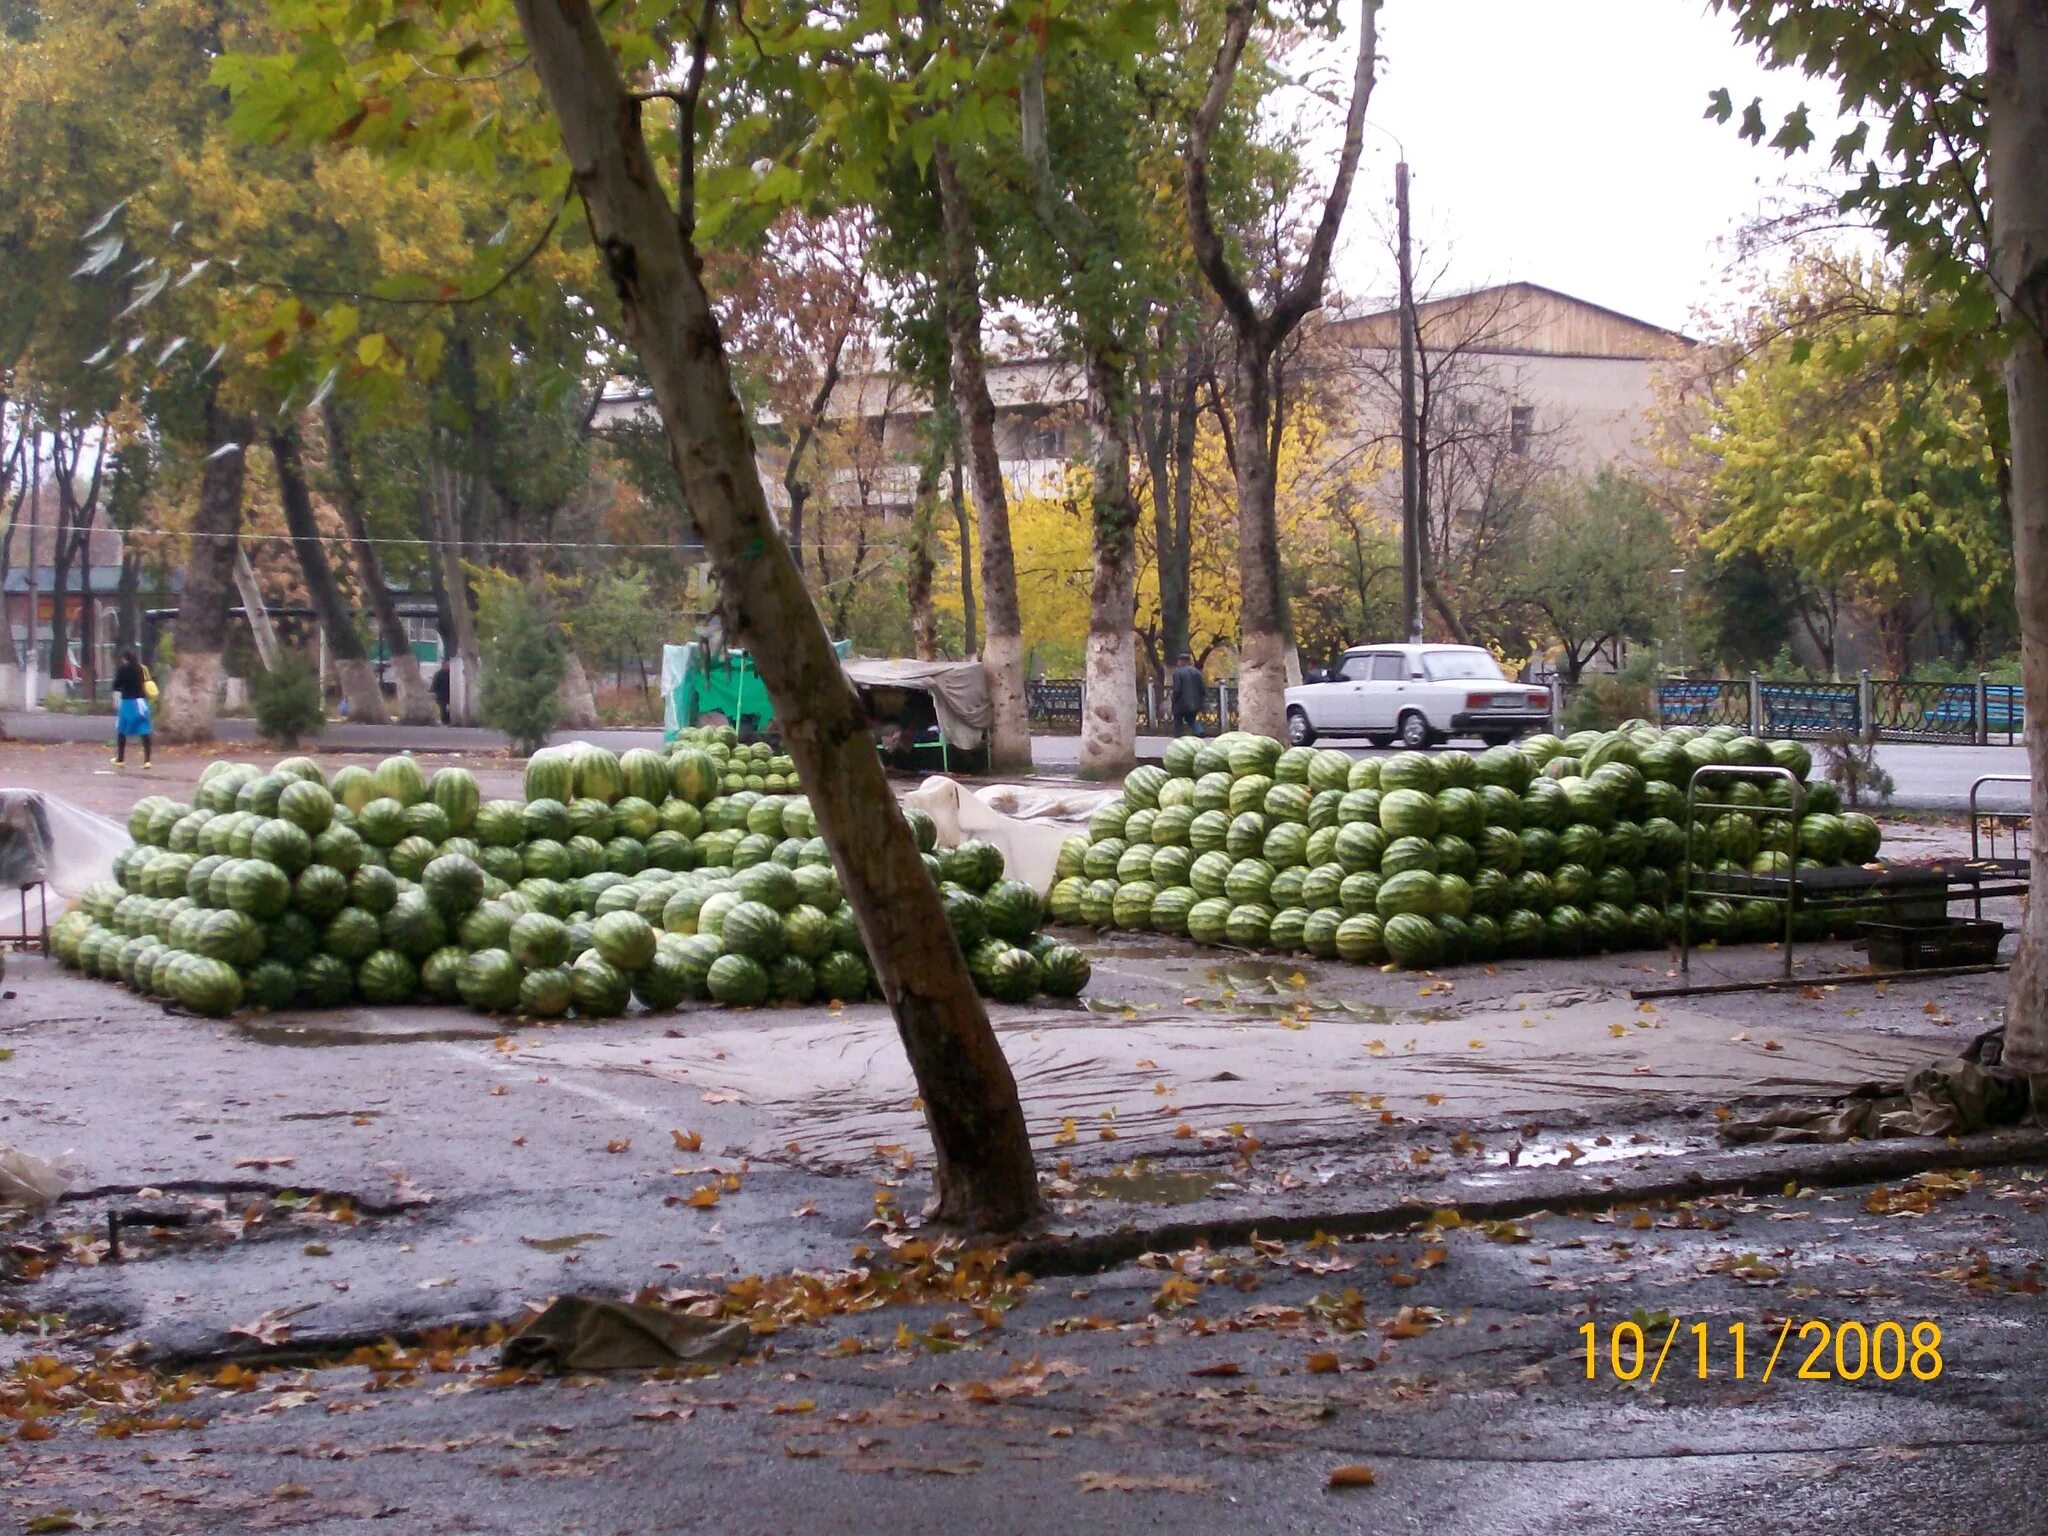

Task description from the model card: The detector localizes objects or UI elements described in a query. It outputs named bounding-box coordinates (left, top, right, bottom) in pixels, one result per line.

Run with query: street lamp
left=1668, top=568, right=1687, bottom=676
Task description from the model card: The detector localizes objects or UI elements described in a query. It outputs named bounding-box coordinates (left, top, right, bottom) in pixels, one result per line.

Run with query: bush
left=1560, top=653, right=1658, bottom=733
left=252, top=651, right=326, bottom=748
left=1817, top=728, right=1895, bottom=809
left=481, top=590, right=567, bottom=754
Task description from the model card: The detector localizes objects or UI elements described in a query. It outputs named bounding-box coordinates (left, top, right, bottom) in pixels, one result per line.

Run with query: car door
left=1318, top=653, right=1372, bottom=730
left=1357, top=652, right=1407, bottom=732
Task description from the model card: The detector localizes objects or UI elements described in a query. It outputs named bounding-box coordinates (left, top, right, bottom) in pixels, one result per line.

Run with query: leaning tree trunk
left=271, top=427, right=384, bottom=723
left=933, top=149, right=1031, bottom=773
left=1988, top=0, right=2048, bottom=1073
left=161, top=393, right=251, bottom=742
left=423, top=470, right=481, bottom=724
left=1228, top=346, right=1288, bottom=739
left=950, top=453, right=978, bottom=655
left=510, top=0, right=1038, bottom=1230
left=323, top=401, right=436, bottom=723
left=557, top=650, right=601, bottom=731
left=1079, top=350, right=1139, bottom=778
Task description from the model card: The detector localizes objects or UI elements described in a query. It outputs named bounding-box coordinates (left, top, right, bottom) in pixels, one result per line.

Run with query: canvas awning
left=840, top=658, right=991, bottom=751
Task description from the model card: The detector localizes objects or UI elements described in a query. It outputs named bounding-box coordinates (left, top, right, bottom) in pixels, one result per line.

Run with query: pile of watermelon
left=49, top=733, right=1090, bottom=1018
left=1050, top=723, right=1884, bottom=971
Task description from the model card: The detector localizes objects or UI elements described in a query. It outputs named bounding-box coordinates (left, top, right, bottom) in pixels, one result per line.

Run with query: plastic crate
left=1858, top=918, right=2006, bottom=970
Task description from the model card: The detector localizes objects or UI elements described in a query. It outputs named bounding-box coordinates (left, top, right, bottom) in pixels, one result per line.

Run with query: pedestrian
left=111, top=647, right=154, bottom=769
left=432, top=660, right=452, bottom=725
left=1170, top=653, right=1206, bottom=737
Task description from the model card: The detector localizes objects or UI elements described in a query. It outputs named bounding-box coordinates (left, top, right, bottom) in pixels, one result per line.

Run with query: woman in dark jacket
left=112, top=648, right=153, bottom=767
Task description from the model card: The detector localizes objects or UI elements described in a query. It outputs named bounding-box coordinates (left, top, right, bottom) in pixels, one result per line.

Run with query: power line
left=0, top=519, right=922, bottom=556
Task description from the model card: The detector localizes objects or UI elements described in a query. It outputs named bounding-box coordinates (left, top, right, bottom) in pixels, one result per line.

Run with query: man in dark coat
left=1170, top=653, right=1206, bottom=737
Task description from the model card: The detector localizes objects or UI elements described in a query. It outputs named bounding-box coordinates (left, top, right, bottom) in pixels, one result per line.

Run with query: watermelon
left=511, top=966, right=571, bottom=1018
left=386, top=836, right=436, bottom=882
left=1228, top=774, right=1274, bottom=817
left=1185, top=897, right=1232, bottom=945
left=706, top=952, right=769, bottom=1006
left=1047, top=876, right=1087, bottom=924
left=734, top=860, right=798, bottom=912
left=1115, top=844, right=1158, bottom=885
left=1840, top=812, right=1882, bottom=863
left=1383, top=912, right=1443, bottom=968
left=1470, top=867, right=1512, bottom=917
left=1379, top=752, right=1440, bottom=794
left=1110, top=880, right=1157, bottom=931
left=224, top=860, right=292, bottom=921
left=1379, top=788, right=1439, bottom=839
left=781, top=903, right=834, bottom=961
left=1189, top=850, right=1234, bottom=898
left=1328, top=912, right=1382, bottom=964
left=420, top=854, right=485, bottom=917
left=1339, top=871, right=1382, bottom=916
left=1224, top=859, right=1276, bottom=905
left=816, top=949, right=872, bottom=1002
left=570, top=951, right=632, bottom=1016
left=1436, top=872, right=1474, bottom=921
left=357, top=798, right=408, bottom=849
left=1124, top=764, right=1170, bottom=809
left=276, top=780, right=335, bottom=835
left=1380, top=836, right=1438, bottom=877
left=262, top=912, right=319, bottom=968
left=356, top=949, right=418, bottom=1005
left=402, top=802, right=453, bottom=846
left=1262, top=822, right=1309, bottom=870
left=1550, top=863, right=1593, bottom=907
left=1433, top=834, right=1477, bottom=879
left=1269, top=865, right=1310, bottom=908
left=1434, top=787, right=1485, bottom=838
left=509, top=912, right=572, bottom=969
left=1376, top=869, right=1442, bottom=919
left=592, top=910, right=659, bottom=970
left=1268, top=907, right=1310, bottom=952
left=982, top=879, right=1043, bottom=943
left=1225, top=813, right=1268, bottom=859
left=669, top=749, right=721, bottom=807
left=1223, top=903, right=1273, bottom=947
left=381, top=892, right=447, bottom=958
left=1149, top=805, right=1195, bottom=847
left=173, top=955, right=244, bottom=1016
left=1033, top=941, right=1091, bottom=997
left=1334, top=822, right=1387, bottom=874
left=1263, top=782, right=1313, bottom=824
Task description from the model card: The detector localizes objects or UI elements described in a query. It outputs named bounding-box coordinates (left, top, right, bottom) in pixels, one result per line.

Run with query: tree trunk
left=323, top=400, right=436, bottom=723
left=1987, top=0, right=2048, bottom=1073
left=510, top=0, right=1037, bottom=1230
left=423, top=469, right=481, bottom=724
left=1079, top=350, right=1139, bottom=778
left=271, top=426, right=383, bottom=724
left=908, top=449, right=941, bottom=661
left=950, top=452, right=977, bottom=655
left=116, top=550, right=139, bottom=653
left=47, top=494, right=73, bottom=683
left=161, top=394, right=250, bottom=742
left=558, top=650, right=601, bottom=730
left=1227, top=346, right=1288, bottom=738
left=933, top=147, right=1031, bottom=773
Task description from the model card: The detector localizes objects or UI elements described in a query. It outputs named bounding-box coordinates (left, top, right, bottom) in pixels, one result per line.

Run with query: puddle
left=1457, top=1132, right=1705, bottom=1187
left=520, top=1232, right=611, bottom=1253
left=1067, top=1167, right=1237, bottom=1205
left=279, top=1109, right=384, bottom=1123
left=233, top=1021, right=505, bottom=1048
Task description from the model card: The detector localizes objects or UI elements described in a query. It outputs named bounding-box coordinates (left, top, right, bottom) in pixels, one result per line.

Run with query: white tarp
left=0, top=790, right=129, bottom=936
left=900, top=777, right=1117, bottom=895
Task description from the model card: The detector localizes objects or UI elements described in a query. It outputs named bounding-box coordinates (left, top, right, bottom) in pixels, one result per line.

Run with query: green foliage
left=252, top=651, right=327, bottom=748
left=480, top=590, right=566, bottom=755
left=1560, top=654, right=1660, bottom=733
left=1816, top=728, right=1895, bottom=810
left=1521, top=470, right=1679, bottom=682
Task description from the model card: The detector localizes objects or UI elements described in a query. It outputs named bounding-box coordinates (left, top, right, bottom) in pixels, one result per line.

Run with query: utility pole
left=1396, top=159, right=1422, bottom=643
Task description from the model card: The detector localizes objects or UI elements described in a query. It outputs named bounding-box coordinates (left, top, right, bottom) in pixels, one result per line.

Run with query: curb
left=1005, top=1125, right=2048, bottom=1278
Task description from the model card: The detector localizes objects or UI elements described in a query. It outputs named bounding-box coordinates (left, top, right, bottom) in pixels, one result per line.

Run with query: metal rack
left=1968, top=774, right=2033, bottom=918
left=1679, top=764, right=1803, bottom=979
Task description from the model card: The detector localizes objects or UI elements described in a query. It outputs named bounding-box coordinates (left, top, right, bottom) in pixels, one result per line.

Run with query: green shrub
left=481, top=591, right=567, bottom=754
left=252, top=651, right=326, bottom=748
left=1560, top=654, right=1658, bottom=732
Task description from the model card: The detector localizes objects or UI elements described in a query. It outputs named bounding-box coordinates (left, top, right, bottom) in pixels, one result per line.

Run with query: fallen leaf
left=605, top=1138, right=632, bottom=1154
left=1328, top=1464, right=1377, bottom=1489
left=235, top=1155, right=297, bottom=1170
left=1077, top=1472, right=1212, bottom=1494
left=671, top=1129, right=703, bottom=1152
left=1305, top=1352, right=1340, bottom=1374
left=1189, top=1362, right=1240, bottom=1378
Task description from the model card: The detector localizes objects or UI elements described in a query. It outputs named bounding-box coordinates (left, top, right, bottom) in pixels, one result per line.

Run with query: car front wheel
left=1397, top=710, right=1433, bottom=750
left=1286, top=707, right=1316, bottom=747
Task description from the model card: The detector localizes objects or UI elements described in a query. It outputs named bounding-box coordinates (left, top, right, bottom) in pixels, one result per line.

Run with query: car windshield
left=1421, top=650, right=1507, bottom=682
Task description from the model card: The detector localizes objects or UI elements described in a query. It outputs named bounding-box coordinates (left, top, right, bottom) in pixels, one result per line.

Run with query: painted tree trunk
left=230, top=547, right=283, bottom=673
left=509, top=0, right=1039, bottom=1230
left=1080, top=351, right=1139, bottom=778
left=951, top=454, right=978, bottom=655
left=1987, top=0, right=2048, bottom=1073
left=161, top=398, right=250, bottom=742
left=908, top=452, right=941, bottom=661
left=323, top=402, right=436, bottom=724
left=933, top=149, right=1031, bottom=772
left=1229, top=346, right=1288, bottom=739
left=423, top=470, right=480, bottom=724
left=558, top=651, right=601, bottom=731
left=271, top=427, right=385, bottom=724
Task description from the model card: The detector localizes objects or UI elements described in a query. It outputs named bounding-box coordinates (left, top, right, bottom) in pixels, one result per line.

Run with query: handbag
left=142, top=666, right=159, bottom=703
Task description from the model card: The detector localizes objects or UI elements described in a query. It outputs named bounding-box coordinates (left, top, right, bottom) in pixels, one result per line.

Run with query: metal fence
left=1658, top=673, right=2024, bottom=746
left=1026, top=678, right=1232, bottom=737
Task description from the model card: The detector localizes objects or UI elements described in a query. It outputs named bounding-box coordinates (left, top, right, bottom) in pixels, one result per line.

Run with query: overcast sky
left=1324, top=0, right=1855, bottom=335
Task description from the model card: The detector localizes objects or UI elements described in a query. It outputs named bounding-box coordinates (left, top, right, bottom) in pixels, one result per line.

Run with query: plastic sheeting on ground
left=901, top=777, right=1117, bottom=895
left=0, top=790, right=128, bottom=936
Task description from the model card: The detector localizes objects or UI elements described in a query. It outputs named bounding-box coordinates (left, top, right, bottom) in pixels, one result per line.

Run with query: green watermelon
left=1186, top=897, right=1233, bottom=945
left=1376, top=869, right=1442, bottom=920
left=982, top=879, right=1043, bottom=943
left=705, top=952, right=769, bottom=1006
left=1224, top=903, right=1274, bottom=947
left=1379, top=788, right=1439, bottom=839
left=276, top=779, right=335, bottom=835
left=569, top=952, right=631, bottom=1015
left=353, top=949, right=417, bottom=1005
left=1380, top=836, right=1438, bottom=877
left=591, top=910, right=658, bottom=970
left=940, top=888, right=988, bottom=948
left=1047, top=876, right=1087, bottom=924
left=816, top=948, right=872, bottom=1002
left=1840, top=812, right=1882, bottom=863
left=1382, top=912, right=1443, bottom=968
left=1225, top=813, right=1269, bottom=859
left=421, top=854, right=485, bottom=917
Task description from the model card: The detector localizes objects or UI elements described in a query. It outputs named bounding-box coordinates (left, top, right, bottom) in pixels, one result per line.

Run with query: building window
left=1509, top=404, right=1534, bottom=457
left=1023, top=417, right=1065, bottom=460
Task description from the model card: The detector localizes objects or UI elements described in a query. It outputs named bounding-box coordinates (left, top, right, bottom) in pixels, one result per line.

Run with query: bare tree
left=1184, top=0, right=1380, bottom=738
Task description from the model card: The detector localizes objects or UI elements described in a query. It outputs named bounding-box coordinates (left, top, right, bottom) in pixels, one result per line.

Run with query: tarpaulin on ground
left=0, top=790, right=128, bottom=936
left=840, top=658, right=992, bottom=752
left=501, top=1296, right=752, bottom=1374
left=1718, top=1029, right=2031, bottom=1143
left=900, top=777, right=1116, bottom=895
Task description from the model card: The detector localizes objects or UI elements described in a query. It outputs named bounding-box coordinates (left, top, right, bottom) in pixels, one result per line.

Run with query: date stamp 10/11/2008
left=1580, top=1318, right=1945, bottom=1384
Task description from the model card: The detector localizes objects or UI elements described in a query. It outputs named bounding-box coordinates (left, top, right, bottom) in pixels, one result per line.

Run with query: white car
left=1284, top=643, right=1551, bottom=750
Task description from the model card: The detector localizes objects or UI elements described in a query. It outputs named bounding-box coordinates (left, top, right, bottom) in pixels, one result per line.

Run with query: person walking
left=432, top=661, right=452, bottom=725
left=111, top=647, right=154, bottom=768
left=1170, top=653, right=1207, bottom=737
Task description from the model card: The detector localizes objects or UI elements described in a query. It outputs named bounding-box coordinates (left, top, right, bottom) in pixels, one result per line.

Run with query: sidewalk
left=4, top=709, right=2029, bottom=811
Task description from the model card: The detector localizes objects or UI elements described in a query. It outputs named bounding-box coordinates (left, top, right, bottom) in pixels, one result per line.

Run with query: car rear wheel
left=1480, top=731, right=1517, bottom=748
left=1365, top=734, right=1394, bottom=749
left=1285, top=707, right=1316, bottom=747
left=1397, top=710, right=1433, bottom=750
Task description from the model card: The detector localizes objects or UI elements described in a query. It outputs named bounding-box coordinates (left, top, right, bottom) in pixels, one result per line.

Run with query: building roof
left=1331, top=281, right=1695, bottom=361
